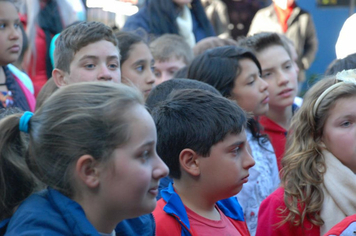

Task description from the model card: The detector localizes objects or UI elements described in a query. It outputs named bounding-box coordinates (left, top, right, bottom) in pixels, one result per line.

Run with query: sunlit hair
left=280, top=76, right=356, bottom=227
left=0, top=82, right=143, bottom=220
left=150, top=34, right=194, bottom=65
left=237, top=32, right=291, bottom=58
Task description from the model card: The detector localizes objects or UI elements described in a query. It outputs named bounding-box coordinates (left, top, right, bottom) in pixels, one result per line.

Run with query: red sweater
left=256, top=187, right=320, bottom=236
left=259, top=116, right=287, bottom=171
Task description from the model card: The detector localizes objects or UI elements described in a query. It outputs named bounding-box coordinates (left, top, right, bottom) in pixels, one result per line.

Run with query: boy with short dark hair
left=52, top=21, right=121, bottom=87
left=150, top=34, right=194, bottom=85
left=152, top=89, right=255, bottom=236
left=238, top=32, right=298, bottom=171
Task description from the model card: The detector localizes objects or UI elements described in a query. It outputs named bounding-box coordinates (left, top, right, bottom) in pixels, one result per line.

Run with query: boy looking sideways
left=151, top=89, right=255, bottom=236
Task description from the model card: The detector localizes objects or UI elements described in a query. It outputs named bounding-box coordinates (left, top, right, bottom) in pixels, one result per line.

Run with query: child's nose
left=259, top=77, right=269, bottom=92
left=153, top=155, right=169, bottom=180
left=277, top=71, right=290, bottom=86
left=97, top=66, right=112, bottom=81
left=146, top=70, right=156, bottom=85
left=9, top=26, right=20, bottom=40
left=243, top=148, right=255, bottom=170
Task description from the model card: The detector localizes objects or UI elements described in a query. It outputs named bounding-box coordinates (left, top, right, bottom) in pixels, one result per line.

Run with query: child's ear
left=52, top=68, right=67, bottom=87
left=75, top=155, right=100, bottom=189
left=179, top=148, right=200, bottom=176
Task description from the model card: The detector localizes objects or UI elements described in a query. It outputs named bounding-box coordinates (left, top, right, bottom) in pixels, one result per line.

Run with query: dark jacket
left=123, top=5, right=215, bottom=42
left=3, top=188, right=155, bottom=236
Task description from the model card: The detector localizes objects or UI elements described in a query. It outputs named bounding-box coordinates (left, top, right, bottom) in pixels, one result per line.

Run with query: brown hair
left=280, top=76, right=356, bottom=227
left=35, top=78, right=58, bottom=111
left=54, top=21, right=118, bottom=73
left=150, top=34, right=194, bottom=64
left=237, top=32, right=291, bottom=58
left=0, top=82, right=144, bottom=220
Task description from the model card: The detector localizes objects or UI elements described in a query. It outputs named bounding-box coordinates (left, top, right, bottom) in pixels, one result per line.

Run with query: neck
left=173, top=179, right=220, bottom=220
left=266, top=105, right=293, bottom=130
left=73, top=193, right=119, bottom=234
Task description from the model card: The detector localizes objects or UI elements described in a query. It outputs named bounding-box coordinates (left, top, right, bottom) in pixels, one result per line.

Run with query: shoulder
left=115, top=214, right=155, bottom=236
left=153, top=199, right=182, bottom=236
left=5, top=190, right=72, bottom=235
left=325, top=214, right=356, bottom=236
left=122, top=8, right=150, bottom=32
left=260, top=187, right=285, bottom=210
left=254, top=5, right=274, bottom=18
left=7, top=64, right=34, bottom=95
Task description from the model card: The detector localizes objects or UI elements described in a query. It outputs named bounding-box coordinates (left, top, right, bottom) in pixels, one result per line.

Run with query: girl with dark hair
left=116, top=31, right=156, bottom=100
left=186, top=45, right=279, bottom=235
left=123, top=0, right=215, bottom=47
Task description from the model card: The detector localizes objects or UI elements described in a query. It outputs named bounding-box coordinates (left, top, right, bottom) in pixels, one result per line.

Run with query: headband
left=19, top=111, right=33, bottom=133
left=313, top=69, right=356, bottom=116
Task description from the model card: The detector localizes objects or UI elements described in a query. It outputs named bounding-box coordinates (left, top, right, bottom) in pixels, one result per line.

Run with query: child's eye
left=85, top=64, right=95, bottom=69
left=139, top=150, right=151, bottom=162
left=108, top=63, right=119, bottom=69
left=0, top=23, right=6, bottom=29
left=262, top=72, right=271, bottom=79
left=341, top=121, right=352, bottom=127
left=136, top=65, right=144, bottom=72
left=231, top=146, right=242, bottom=155
left=168, top=70, right=177, bottom=76
left=14, top=23, right=20, bottom=29
left=150, top=66, right=155, bottom=72
left=285, top=63, right=292, bottom=70
left=154, top=70, right=161, bottom=78
left=247, top=79, right=255, bottom=85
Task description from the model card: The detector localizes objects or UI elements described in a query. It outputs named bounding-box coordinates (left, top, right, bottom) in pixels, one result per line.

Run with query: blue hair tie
left=19, top=111, right=33, bottom=133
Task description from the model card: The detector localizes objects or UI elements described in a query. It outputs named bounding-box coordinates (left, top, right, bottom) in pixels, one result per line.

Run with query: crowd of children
left=1, top=0, right=356, bottom=235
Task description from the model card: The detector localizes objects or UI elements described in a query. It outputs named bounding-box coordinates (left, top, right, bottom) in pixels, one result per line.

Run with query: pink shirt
left=185, top=205, right=242, bottom=236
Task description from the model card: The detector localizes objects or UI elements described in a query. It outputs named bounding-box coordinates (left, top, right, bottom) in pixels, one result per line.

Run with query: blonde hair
left=280, top=76, right=356, bottom=227
left=0, top=82, right=144, bottom=220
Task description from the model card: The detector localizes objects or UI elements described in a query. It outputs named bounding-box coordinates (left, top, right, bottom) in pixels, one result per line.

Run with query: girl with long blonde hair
left=256, top=70, right=356, bottom=235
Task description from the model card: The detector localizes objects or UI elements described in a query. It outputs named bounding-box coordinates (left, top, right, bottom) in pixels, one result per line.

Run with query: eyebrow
left=227, top=141, right=245, bottom=148
left=139, top=140, right=155, bottom=148
left=133, top=59, right=146, bottom=65
left=79, top=55, right=119, bottom=61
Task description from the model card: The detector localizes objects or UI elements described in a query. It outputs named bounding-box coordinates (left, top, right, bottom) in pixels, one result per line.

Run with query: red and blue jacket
left=153, top=183, right=250, bottom=236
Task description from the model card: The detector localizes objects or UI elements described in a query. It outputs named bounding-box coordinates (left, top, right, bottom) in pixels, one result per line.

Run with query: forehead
left=0, top=2, right=18, bottom=20
left=327, top=95, right=356, bottom=117
left=127, top=42, right=153, bottom=61
left=73, top=40, right=120, bottom=60
left=155, top=57, right=186, bottom=69
left=124, top=104, right=156, bottom=143
left=257, top=45, right=290, bottom=69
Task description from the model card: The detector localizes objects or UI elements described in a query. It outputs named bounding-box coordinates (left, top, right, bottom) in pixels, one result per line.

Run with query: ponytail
left=0, top=112, right=40, bottom=220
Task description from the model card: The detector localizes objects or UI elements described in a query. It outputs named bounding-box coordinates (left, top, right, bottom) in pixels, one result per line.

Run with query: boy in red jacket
left=151, top=89, right=255, bottom=236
